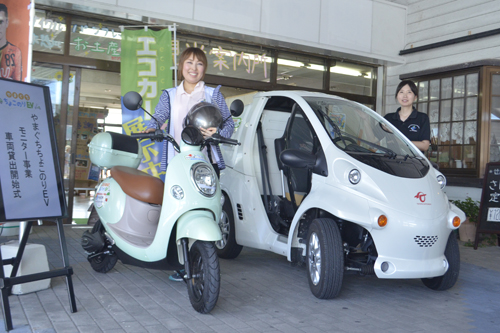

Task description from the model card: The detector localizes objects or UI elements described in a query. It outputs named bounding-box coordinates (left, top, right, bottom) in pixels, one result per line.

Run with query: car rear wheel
left=215, top=194, right=243, bottom=259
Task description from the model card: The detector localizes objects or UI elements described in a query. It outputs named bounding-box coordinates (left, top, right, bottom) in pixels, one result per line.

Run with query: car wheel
left=421, top=231, right=460, bottom=291
left=187, top=240, right=220, bottom=314
left=215, top=194, right=243, bottom=259
left=307, top=218, right=344, bottom=299
left=86, top=220, right=118, bottom=273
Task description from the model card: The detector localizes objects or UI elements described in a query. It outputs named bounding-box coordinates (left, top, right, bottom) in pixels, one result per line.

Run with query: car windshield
left=304, top=97, right=420, bottom=158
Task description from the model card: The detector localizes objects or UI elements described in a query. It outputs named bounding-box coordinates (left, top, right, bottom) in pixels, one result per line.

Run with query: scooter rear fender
left=175, top=210, right=222, bottom=264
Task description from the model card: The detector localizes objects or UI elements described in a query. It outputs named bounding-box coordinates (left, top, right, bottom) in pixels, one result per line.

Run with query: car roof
left=253, top=90, right=348, bottom=101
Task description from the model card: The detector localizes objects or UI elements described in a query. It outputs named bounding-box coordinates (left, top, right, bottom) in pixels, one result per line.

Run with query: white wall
left=384, top=0, right=500, bottom=116
left=43, top=0, right=407, bottom=65
left=384, top=0, right=500, bottom=202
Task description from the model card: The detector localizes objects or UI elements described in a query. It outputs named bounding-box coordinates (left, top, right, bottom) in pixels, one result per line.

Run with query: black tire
left=187, top=241, right=220, bottom=314
left=215, top=194, right=243, bottom=259
left=421, top=232, right=460, bottom=291
left=306, top=218, right=344, bottom=299
left=87, top=220, right=118, bottom=273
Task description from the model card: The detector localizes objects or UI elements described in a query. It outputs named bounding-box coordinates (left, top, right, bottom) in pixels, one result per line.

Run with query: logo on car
left=414, top=192, right=431, bottom=205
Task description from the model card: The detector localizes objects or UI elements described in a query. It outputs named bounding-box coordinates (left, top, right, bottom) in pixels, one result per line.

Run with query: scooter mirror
left=230, top=99, right=244, bottom=117
left=181, top=125, right=205, bottom=146
left=123, top=91, right=143, bottom=111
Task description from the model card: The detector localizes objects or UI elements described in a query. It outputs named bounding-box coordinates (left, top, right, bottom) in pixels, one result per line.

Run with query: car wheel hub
left=308, top=232, right=321, bottom=285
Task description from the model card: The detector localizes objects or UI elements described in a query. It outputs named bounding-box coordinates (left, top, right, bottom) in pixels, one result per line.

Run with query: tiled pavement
left=0, top=224, right=499, bottom=333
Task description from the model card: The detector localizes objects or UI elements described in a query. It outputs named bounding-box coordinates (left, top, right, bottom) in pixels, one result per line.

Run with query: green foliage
left=451, top=197, right=480, bottom=224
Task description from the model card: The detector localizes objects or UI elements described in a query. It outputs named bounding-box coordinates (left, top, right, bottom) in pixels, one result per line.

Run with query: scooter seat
left=110, top=166, right=164, bottom=205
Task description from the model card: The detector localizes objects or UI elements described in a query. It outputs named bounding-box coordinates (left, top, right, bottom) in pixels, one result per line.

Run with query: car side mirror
left=123, top=91, right=143, bottom=111
left=230, top=99, right=244, bottom=117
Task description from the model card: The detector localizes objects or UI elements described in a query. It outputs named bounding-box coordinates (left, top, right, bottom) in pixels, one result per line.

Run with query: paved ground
left=0, top=224, right=499, bottom=333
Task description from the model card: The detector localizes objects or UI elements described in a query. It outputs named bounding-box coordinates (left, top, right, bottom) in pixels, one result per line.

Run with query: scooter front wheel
left=187, top=240, right=220, bottom=314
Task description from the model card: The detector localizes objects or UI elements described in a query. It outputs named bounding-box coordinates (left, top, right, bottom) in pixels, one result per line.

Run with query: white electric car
left=217, top=90, right=465, bottom=299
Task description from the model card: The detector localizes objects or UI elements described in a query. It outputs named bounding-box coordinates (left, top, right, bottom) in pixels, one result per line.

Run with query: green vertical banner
left=120, top=28, right=172, bottom=179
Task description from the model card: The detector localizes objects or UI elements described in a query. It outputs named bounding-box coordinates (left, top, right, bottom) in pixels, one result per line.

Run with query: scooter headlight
left=437, top=174, right=446, bottom=189
left=191, top=162, right=217, bottom=197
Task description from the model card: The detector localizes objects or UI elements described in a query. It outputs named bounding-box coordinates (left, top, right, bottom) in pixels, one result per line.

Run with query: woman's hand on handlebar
left=140, top=128, right=155, bottom=134
left=200, top=127, right=217, bottom=139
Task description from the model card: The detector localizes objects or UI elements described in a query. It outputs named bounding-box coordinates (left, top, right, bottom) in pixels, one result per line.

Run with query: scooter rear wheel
left=187, top=240, right=220, bottom=314
left=87, top=220, right=118, bottom=273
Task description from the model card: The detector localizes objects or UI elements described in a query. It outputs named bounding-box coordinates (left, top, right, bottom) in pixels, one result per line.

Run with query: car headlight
left=191, top=162, right=217, bottom=197
left=437, top=174, right=446, bottom=189
left=349, top=169, right=361, bottom=185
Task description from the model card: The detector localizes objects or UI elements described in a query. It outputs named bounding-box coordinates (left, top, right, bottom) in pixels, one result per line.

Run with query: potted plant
left=451, top=197, right=480, bottom=242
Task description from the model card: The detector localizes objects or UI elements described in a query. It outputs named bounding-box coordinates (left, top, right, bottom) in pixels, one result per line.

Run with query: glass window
left=330, top=61, right=376, bottom=96
left=277, top=52, right=324, bottom=90
left=416, top=71, right=479, bottom=171
left=177, top=36, right=272, bottom=83
left=490, top=74, right=500, bottom=162
left=69, top=17, right=122, bottom=61
left=33, top=10, right=66, bottom=54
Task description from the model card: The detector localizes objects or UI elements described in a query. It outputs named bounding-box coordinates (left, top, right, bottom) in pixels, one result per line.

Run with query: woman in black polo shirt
left=384, top=80, right=430, bottom=152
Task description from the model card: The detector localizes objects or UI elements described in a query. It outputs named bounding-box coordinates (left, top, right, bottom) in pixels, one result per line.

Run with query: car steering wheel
left=333, top=136, right=357, bottom=147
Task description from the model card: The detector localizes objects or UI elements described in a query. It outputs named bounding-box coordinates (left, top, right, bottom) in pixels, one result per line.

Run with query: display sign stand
left=0, top=78, right=77, bottom=330
left=0, top=220, right=76, bottom=331
left=474, top=162, right=500, bottom=249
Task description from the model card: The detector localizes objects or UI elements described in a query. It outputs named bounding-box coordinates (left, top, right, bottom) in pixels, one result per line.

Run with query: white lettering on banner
left=138, top=58, right=157, bottom=77
left=136, top=35, right=158, bottom=113
left=137, top=37, right=157, bottom=56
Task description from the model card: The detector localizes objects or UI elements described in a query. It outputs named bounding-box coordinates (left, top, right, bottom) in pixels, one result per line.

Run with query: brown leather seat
left=110, top=166, right=164, bottom=205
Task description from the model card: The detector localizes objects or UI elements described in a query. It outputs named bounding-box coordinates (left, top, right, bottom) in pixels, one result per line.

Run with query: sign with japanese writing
left=0, top=78, right=66, bottom=221
left=120, top=28, right=172, bottom=180
left=476, top=162, right=500, bottom=241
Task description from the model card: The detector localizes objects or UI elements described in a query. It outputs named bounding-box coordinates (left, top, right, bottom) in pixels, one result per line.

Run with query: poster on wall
left=120, top=28, right=172, bottom=181
left=0, top=0, right=32, bottom=82
left=0, top=78, right=67, bottom=221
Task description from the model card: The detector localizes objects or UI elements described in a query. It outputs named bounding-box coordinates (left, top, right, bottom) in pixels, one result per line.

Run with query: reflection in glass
left=450, top=146, right=464, bottom=168
left=438, top=145, right=450, bottom=168
left=492, top=74, right=500, bottom=95
left=466, top=73, right=478, bottom=96
left=329, top=62, right=376, bottom=96
left=33, top=10, right=65, bottom=54
left=440, top=100, right=451, bottom=122
left=490, top=117, right=500, bottom=162
left=464, top=121, right=477, bottom=144
left=418, top=81, right=428, bottom=101
left=452, top=98, right=464, bottom=121
left=454, top=75, right=465, bottom=97
left=430, top=79, right=440, bottom=100
left=465, top=97, right=478, bottom=120
left=277, top=52, right=325, bottom=89
left=69, top=17, right=122, bottom=61
left=439, top=123, right=450, bottom=144
left=419, top=102, right=427, bottom=115
left=441, top=78, right=452, bottom=99
left=429, top=101, right=439, bottom=122
left=451, top=122, right=463, bottom=144
left=464, top=145, right=476, bottom=168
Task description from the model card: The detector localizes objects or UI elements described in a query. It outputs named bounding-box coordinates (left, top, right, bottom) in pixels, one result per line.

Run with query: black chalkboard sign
left=474, top=162, right=500, bottom=248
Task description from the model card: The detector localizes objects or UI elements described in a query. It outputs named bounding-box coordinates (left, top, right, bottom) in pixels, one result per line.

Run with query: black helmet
left=184, top=101, right=223, bottom=129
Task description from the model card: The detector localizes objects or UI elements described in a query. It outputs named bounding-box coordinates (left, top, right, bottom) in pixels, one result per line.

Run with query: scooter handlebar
left=210, top=133, right=240, bottom=146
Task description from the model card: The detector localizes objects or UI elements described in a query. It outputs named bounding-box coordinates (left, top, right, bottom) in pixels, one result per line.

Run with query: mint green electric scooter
left=81, top=91, right=241, bottom=314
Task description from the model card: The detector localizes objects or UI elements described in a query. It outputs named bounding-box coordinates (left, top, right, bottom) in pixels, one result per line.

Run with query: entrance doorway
left=31, top=64, right=121, bottom=223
